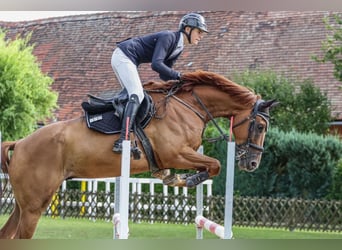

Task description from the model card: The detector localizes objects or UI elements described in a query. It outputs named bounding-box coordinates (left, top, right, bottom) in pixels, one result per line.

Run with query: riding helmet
left=179, top=13, right=208, bottom=33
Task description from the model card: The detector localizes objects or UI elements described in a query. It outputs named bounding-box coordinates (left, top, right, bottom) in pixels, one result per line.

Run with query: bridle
left=233, top=99, right=270, bottom=161
left=154, top=85, right=270, bottom=160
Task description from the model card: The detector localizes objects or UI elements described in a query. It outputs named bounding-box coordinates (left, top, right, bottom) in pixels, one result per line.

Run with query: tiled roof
left=1, top=11, right=341, bottom=121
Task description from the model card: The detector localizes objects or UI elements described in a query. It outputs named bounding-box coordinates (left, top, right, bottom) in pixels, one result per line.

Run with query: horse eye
left=257, top=124, right=264, bottom=133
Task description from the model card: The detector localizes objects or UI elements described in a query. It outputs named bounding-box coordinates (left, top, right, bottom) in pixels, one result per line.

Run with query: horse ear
left=259, top=99, right=280, bottom=110
left=268, top=99, right=280, bottom=109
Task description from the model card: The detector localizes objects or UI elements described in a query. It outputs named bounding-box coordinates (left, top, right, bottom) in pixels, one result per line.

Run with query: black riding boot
left=112, top=94, right=140, bottom=153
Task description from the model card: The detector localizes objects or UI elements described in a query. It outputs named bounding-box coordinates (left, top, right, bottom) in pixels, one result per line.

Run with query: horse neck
left=191, top=87, right=255, bottom=121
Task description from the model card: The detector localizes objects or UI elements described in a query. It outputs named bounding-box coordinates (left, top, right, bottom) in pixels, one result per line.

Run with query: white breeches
left=111, top=47, right=144, bottom=104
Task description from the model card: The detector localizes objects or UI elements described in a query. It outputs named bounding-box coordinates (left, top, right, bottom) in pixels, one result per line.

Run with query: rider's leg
left=112, top=94, right=140, bottom=153
left=111, top=48, right=144, bottom=153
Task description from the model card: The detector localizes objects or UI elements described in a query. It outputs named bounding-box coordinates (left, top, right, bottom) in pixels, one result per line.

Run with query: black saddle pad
left=85, top=111, right=121, bottom=134
left=82, top=91, right=154, bottom=134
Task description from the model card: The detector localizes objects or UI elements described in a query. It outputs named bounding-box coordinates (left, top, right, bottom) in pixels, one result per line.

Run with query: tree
left=312, top=14, right=342, bottom=84
left=0, top=30, right=58, bottom=140
left=231, top=70, right=332, bottom=135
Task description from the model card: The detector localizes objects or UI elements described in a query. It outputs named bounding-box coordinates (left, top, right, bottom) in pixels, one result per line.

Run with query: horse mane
left=143, top=70, right=258, bottom=106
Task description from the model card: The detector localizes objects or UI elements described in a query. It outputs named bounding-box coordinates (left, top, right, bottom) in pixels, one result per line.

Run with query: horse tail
left=1, top=141, right=16, bottom=174
left=0, top=141, right=16, bottom=204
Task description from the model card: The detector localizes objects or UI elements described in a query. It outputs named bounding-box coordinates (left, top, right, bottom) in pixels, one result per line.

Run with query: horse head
left=232, top=99, right=278, bottom=172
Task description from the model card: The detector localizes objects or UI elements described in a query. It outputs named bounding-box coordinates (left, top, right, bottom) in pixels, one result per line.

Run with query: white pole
left=224, top=141, right=235, bottom=239
left=118, top=140, right=130, bottom=239
left=114, top=176, right=120, bottom=237
left=196, top=145, right=204, bottom=239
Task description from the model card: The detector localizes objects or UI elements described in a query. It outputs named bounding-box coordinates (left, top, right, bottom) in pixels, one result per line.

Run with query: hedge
left=210, top=128, right=342, bottom=199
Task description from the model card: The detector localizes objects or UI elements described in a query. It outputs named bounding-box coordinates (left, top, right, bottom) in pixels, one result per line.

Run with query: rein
left=191, top=91, right=230, bottom=142
left=233, top=99, right=270, bottom=161
left=171, top=95, right=205, bottom=121
left=167, top=89, right=230, bottom=143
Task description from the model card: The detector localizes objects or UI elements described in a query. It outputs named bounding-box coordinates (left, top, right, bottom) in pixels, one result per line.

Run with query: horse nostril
left=248, top=160, right=258, bottom=171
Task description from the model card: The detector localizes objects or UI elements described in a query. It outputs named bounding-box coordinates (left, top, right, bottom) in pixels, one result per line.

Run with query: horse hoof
left=162, top=174, right=178, bottom=186
left=162, top=173, right=188, bottom=187
left=151, top=169, right=171, bottom=180
left=186, top=171, right=209, bottom=188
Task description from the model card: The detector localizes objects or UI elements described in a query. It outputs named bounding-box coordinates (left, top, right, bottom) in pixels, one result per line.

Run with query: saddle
left=81, top=89, right=159, bottom=173
left=81, top=89, right=153, bottom=134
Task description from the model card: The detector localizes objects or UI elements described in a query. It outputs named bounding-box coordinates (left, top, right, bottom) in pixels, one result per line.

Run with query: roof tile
left=1, top=11, right=341, bottom=120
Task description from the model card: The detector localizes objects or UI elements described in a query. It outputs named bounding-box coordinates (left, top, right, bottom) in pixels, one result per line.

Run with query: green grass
left=1, top=215, right=342, bottom=239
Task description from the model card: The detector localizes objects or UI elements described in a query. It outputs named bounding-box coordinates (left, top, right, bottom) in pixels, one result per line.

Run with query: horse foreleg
left=162, top=173, right=192, bottom=187
left=0, top=202, right=21, bottom=239
left=151, top=169, right=171, bottom=180
left=161, top=148, right=221, bottom=188
left=162, top=171, right=209, bottom=187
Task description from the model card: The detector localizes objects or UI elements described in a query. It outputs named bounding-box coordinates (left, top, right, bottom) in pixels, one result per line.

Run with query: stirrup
left=112, top=139, right=123, bottom=153
left=131, top=146, right=141, bottom=160
left=112, top=140, right=141, bottom=160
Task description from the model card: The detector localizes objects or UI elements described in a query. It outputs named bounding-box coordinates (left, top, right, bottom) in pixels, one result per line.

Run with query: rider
left=111, top=12, right=208, bottom=153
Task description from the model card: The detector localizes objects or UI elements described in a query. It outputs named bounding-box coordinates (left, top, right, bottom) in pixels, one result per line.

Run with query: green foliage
left=327, top=158, right=342, bottom=200
left=231, top=70, right=332, bottom=134
left=0, top=30, right=58, bottom=140
left=294, top=81, right=332, bottom=133
left=312, top=14, right=342, bottom=83
left=201, top=118, right=232, bottom=195
left=233, top=128, right=342, bottom=199
left=204, top=139, right=227, bottom=195
left=203, top=117, right=231, bottom=151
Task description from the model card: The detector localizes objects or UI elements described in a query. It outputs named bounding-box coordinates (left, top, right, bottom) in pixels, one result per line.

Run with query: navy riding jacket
left=117, top=30, right=182, bottom=81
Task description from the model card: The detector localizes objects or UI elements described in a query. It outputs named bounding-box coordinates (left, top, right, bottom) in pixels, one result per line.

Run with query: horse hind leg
left=14, top=209, right=43, bottom=239
left=0, top=199, right=42, bottom=239
left=0, top=202, right=20, bottom=239
left=10, top=178, right=62, bottom=238
left=13, top=186, right=59, bottom=239
left=12, top=193, right=56, bottom=239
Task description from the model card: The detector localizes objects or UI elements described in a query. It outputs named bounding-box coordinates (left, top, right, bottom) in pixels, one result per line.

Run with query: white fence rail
left=1, top=174, right=213, bottom=220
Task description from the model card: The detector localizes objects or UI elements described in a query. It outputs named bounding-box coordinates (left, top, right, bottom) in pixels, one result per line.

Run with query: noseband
left=233, top=99, right=270, bottom=161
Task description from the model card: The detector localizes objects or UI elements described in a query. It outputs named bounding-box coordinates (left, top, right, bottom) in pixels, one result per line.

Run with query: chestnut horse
left=0, top=70, right=277, bottom=238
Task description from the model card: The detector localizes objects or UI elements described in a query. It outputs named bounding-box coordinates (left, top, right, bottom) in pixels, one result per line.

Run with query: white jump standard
left=113, top=139, right=131, bottom=239
left=195, top=141, right=235, bottom=239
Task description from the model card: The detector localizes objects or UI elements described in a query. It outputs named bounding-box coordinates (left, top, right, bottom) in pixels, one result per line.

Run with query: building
left=1, top=11, right=341, bottom=136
